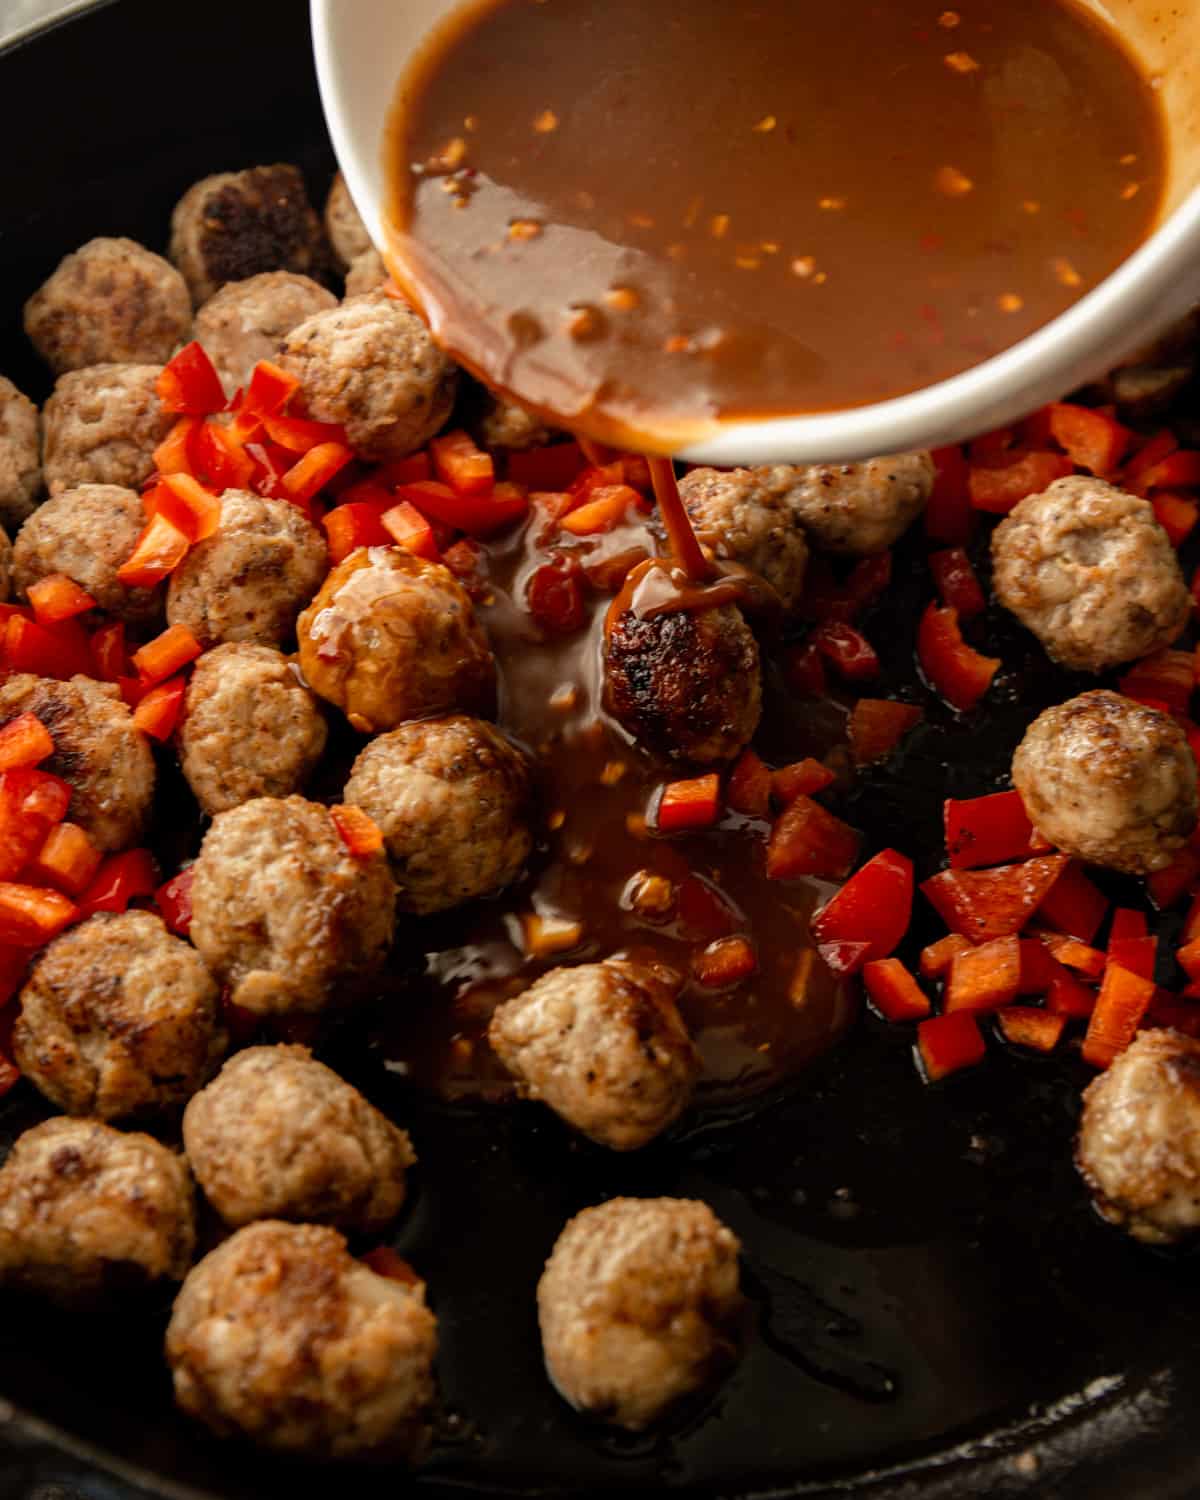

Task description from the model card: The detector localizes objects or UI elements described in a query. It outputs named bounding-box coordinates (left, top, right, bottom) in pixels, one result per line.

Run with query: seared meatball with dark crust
left=0, top=674, right=154, bottom=851
left=178, top=643, right=327, bottom=816
left=0, top=1117, right=195, bottom=1304
left=42, top=365, right=172, bottom=498
left=23, top=237, right=192, bottom=374
left=343, top=717, right=532, bottom=913
left=278, top=291, right=458, bottom=461
left=324, top=172, right=373, bottom=269
left=169, top=165, right=329, bottom=307
left=166, top=490, right=327, bottom=648
left=678, top=466, right=810, bottom=608
left=604, top=593, right=761, bottom=764
left=193, top=272, right=337, bottom=397
left=538, top=1197, right=743, bottom=1429
left=992, top=477, right=1189, bottom=673
left=183, top=1045, right=415, bottom=1231
left=166, top=1220, right=437, bottom=1459
left=489, top=960, right=700, bottom=1150
left=344, top=248, right=389, bottom=299
left=189, top=795, right=396, bottom=1017
left=781, top=452, right=933, bottom=556
left=0, top=376, right=42, bottom=529
left=298, top=547, right=496, bottom=735
left=1013, top=690, right=1197, bottom=876
left=1077, top=1029, right=1200, bottom=1245
left=13, top=911, right=224, bottom=1121
left=13, top=484, right=164, bottom=628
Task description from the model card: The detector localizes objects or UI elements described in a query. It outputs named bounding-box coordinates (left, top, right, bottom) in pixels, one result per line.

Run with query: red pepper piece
left=917, top=602, right=1000, bottom=712
left=863, top=958, right=931, bottom=1022
left=132, top=623, right=202, bottom=685
left=1018, top=937, right=1058, bottom=995
left=5, top=615, right=93, bottom=680
left=155, top=867, right=195, bottom=937
left=798, top=556, right=845, bottom=622
left=75, top=849, right=159, bottom=923
left=1123, top=427, right=1179, bottom=485
left=27, top=822, right=103, bottom=898
left=261, top=412, right=349, bottom=455
left=919, top=932, right=972, bottom=979
left=847, top=699, right=923, bottom=765
left=430, top=429, right=495, bottom=496
left=0, top=883, right=76, bottom=946
left=944, top=789, right=1036, bottom=870
left=783, top=642, right=826, bottom=698
left=812, top=621, right=880, bottom=681
left=996, top=1006, right=1067, bottom=1052
left=925, top=444, right=972, bottom=544
left=810, top=849, right=913, bottom=970
left=968, top=426, right=1019, bottom=467
left=1045, top=963, right=1098, bottom=1019
left=117, top=512, right=190, bottom=588
left=917, top=1012, right=986, bottom=1081
left=281, top=441, right=354, bottom=505
left=86, top=621, right=129, bottom=684
left=245, top=440, right=296, bottom=500
left=0, top=714, right=54, bottom=773
left=945, top=935, right=1022, bottom=1013
left=506, top=442, right=586, bottom=492
left=692, top=935, right=757, bottom=988
left=928, top=548, right=986, bottom=619
left=0, top=946, right=33, bottom=1009
left=1109, top=907, right=1148, bottom=943
left=559, top=484, right=640, bottom=536
left=1147, top=847, right=1200, bottom=911
left=1144, top=995, right=1200, bottom=1037
left=726, top=749, right=772, bottom=819
left=921, top=854, right=1069, bottom=944
left=322, top=502, right=393, bottom=565
left=1152, top=492, right=1199, bottom=548
left=1177, top=936, right=1200, bottom=980
left=27, top=574, right=96, bottom=625
left=1129, top=449, right=1200, bottom=495
left=657, top=774, right=721, bottom=833
left=834, top=553, right=894, bottom=621
left=1046, top=403, right=1131, bottom=477
left=330, top=805, right=385, bottom=858
left=156, top=341, right=226, bottom=416
left=817, top=939, right=872, bottom=977
left=772, top=759, right=834, bottom=805
left=1082, top=962, right=1156, bottom=1068
left=766, top=796, right=861, bottom=881
left=1035, top=859, right=1109, bottom=941
left=1118, top=650, right=1195, bottom=716
left=1038, top=929, right=1107, bottom=979
left=132, top=676, right=187, bottom=742
left=967, top=451, right=1074, bottom=513
left=381, top=501, right=440, bottom=562
left=232, top=359, right=300, bottom=436
left=396, top=479, right=529, bottom=537
left=0, top=768, right=72, bottom=881
left=152, top=415, right=201, bottom=478
left=675, top=874, right=739, bottom=940
left=190, top=423, right=255, bottom=495
left=1108, top=933, right=1157, bottom=981
left=527, top=554, right=586, bottom=636
left=361, top=1247, right=422, bottom=1286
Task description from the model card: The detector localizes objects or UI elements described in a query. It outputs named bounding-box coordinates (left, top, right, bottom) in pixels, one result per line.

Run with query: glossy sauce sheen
left=385, top=0, right=1166, bottom=449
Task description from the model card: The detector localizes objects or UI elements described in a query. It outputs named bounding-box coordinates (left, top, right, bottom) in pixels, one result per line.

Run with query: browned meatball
left=538, top=1198, right=743, bottom=1429
left=992, top=477, right=1189, bottom=672
left=13, top=911, right=224, bottom=1121
left=324, top=172, right=373, bottom=269
left=0, top=1117, right=195, bottom=1304
left=42, top=364, right=172, bottom=498
left=189, top=795, right=395, bottom=1017
left=343, top=717, right=531, bottom=913
left=0, top=674, right=154, bottom=851
left=13, top=484, right=164, bottom=628
left=1077, top=1029, right=1200, bottom=1245
left=781, top=452, right=933, bottom=556
left=604, top=595, right=761, bottom=764
left=194, top=272, right=337, bottom=396
left=278, top=292, right=458, bottom=461
left=0, top=526, right=12, bottom=605
left=23, top=238, right=192, bottom=374
left=489, top=960, right=700, bottom=1150
left=178, top=643, right=327, bottom=816
left=344, top=248, right=389, bottom=299
left=0, top=375, right=42, bottom=529
left=166, top=1220, right=437, bottom=1459
left=477, top=395, right=556, bottom=452
left=183, top=1045, right=415, bottom=1231
left=169, top=165, right=329, bottom=307
left=1012, top=691, right=1197, bottom=875
left=298, top=547, right=496, bottom=734
left=166, top=490, right=327, bottom=648
left=678, top=466, right=810, bottom=608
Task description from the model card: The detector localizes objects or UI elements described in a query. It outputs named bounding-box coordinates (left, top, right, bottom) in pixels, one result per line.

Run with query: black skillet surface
left=3, top=3, right=1200, bottom=1497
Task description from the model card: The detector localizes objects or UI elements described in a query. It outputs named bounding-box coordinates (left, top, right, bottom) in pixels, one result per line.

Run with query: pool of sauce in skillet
left=375, top=501, right=856, bottom=1103
left=384, top=0, right=1167, bottom=450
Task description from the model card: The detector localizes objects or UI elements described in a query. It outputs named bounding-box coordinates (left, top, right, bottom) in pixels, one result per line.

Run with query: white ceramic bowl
left=313, top=0, right=1200, bottom=465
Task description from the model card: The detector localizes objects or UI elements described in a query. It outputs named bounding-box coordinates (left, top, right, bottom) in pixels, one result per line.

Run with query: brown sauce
left=384, top=0, right=1167, bottom=451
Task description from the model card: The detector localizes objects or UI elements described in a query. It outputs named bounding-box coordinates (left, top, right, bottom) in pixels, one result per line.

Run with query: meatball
left=477, top=395, right=556, bottom=452
left=183, top=1045, right=415, bottom=1231
left=278, top=292, right=458, bottom=461
left=0, top=674, right=154, bottom=851
left=538, top=1198, right=743, bottom=1429
left=604, top=594, right=761, bottom=764
left=345, top=248, right=389, bottom=299
left=324, top=172, right=373, bottom=269
left=177, top=643, right=327, bottom=816
left=298, top=547, right=496, bottom=734
left=779, top=451, right=933, bottom=556
left=42, top=364, right=172, bottom=498
left=1012, top=690, right=1197, bottom=876
left=169, top=164, right=329, bottom=307
left=166, top=490, right=327, bottom=648
left=13, top=483, right=163, bottom=629
left=0, top=526, right=11, bottom=605
left=0, top=1117, right=194, bottom=1303
left=23, top=237, right=192, bottom=375
left=0, top=376, right=42, bottom=529
left=193, top=271, right=337, bottom=396
left=1076, top=1029, right=1200, bottom=1245
left=13, top=911, right=224, bottom=1121
left=165, top=1220, right=437, bottom=1459
left=344, top=717, right=531, bottom=913
left=991, top=477, right=1190, bottom=673
left=488, top=960, right=700, bottom=1150
left=678, top=466, right=810, bottom=609
left=189, top=795, right=395, bottom=1017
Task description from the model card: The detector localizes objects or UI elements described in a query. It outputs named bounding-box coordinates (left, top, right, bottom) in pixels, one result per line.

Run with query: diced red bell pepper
left=1152, top=492, right=1199, bottom=548
left=380, top=501, right=440, bottom=562
left=783, top=642, right=826, bottom=697
left=27, top=574, right=96, bottom=624
left=692, top=935, right=757, bottom=988
left=1082, top=962, right=1156, bottom=1067
left=841, top=554, right=894, bottom=619
left=945, top=935, right=1022, bottom=1013
left=1184, top=890, right=1200, bottom=945
left=1108, top=932, right=1157, bottom=981
left=261, top=412, right=349, bottom=455
left=657, top=774, right=721, bottom=833
left=917, top=1012, right=986, bottom=1081
left=189, top=423, right=254, bottom=496
left=1119, top=650, right=1195, bottom=716
left=117, top=512, right=190, bottom=587
left=919, top=932, right=972, bottom=979
left=132, top=676, right=187, bottom=742
left=245, top=440, right=296, bottom=499
left=132, top=623, right=202, bottom=685
left=506, top=442, right=585, bottom=492
left=0, top=714, right=54, bottom=773
left=89, top=622, right=131, bottom=684
left=281, top=441, right=354, bottom=504
left=1046, top=402, right=1131, bottom=477
left=863, top=957, right=931, bottom=1021
left=917, top=603, right=1000, bottom=712
left=1129, top=449, right=1200, bottom=496
left=1037, top=929, right=1107, bottom=978
left=559, top=484, right=640, bottom=536
left=232, top=360, right=300, bottom=437
left=75, top=848, right=159, bottom=923
left=369, top=453, right=433, bottom=489
left=1147, top=847, right=1200, bottom=911
left=27, top=821, right=103, bottom=897
left=361, top=1246, right=422, bottom=1286
left=817, top=939, right=872, bottom=976
left=847, top=699, right=923, bottom=765
left=1036, top=860, right=1109, bottom=941
left=996, top=1006, right=1068, bottom=1052
left=397, top=478, right=529, bottom=537
left=155, top=867, right=195, bottom=936
left=0, top=945, right=33, bottom=1008
left=925, top=444, right=972, bottom=544
left=322, top=502, right=393, bottom=565
left=766, top=796, right=861, bottom=881
left=921, top=854, right=1068, bottom=943
left=330, top=804, right=385, bottom=858
left=430, top=429, right=495, bottom=496
left=798, top=557, right=845, bottom=622
left=675, top=874, right=739, bottom=940
left=1045, top=963, right=1098, bottom=1018
left=1019, top=937, right=1058, bottom=995
left=5, top=615, right=93, bottom=680
left=156, top=342, right=226, bottom=416
left=153, top=416, right=201, bottom=478
left=0, top=882, right=76, bottom=946
left=968, top=426, right=1019, bottom=467
left=1123, top=428, right=1179, bottom=487
left=928, top=547, right=986, bottom=620
left=726, top=749, right=772, bottom=818
left=812, top=621, right=880, bottom=682
left=0, top=768, right=72, bottom=881
left=944, top=789, right=1036, bottom=870
left=527, top=553, right=586, bottom=635
left=772, top=759, right=834, bottom=804
left=967, top=451, right=1074, bottom=513
left=810, top=848, right=913, bottom=970
left=1177, top=936, right=1200, bottom=980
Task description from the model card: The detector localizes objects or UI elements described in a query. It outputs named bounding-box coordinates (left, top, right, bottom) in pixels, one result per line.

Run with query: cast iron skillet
left=2, top=3, right=1200, bottom=1496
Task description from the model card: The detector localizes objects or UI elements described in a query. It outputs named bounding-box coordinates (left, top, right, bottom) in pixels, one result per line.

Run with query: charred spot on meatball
left=0, top=376, right=43, bottom=530
left=42, top=364, right=172, bottom=499
left=193, top=271, right=337, bottom=397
